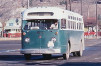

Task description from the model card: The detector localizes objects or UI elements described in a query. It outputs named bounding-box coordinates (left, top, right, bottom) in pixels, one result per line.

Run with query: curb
left=0, top=38, right=21, bottom=41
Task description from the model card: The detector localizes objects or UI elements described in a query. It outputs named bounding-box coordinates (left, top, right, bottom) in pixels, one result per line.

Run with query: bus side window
left=61, top=19, right=66, bottom=29
left=68, top=21, right=70, bottom=29
left=71, top=21, right=72, bottom=29
left=81, top=23, right=82, bottom=30
left=73, top=22, right=75, bottom=29
left=74, top=22, right=76, bottom=29
left=81, top=23, right=83, bottom=30
left=77, top=23, right=78, bottom=30
left=79, top=23, right=81, bottom=30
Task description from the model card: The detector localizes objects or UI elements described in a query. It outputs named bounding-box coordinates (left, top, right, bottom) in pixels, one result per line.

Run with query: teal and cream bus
left=21, top=7, right=84, bottom=60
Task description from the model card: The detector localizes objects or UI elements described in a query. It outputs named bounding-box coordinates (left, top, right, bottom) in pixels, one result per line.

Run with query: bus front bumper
left=21, top=49, right=61, bottom=54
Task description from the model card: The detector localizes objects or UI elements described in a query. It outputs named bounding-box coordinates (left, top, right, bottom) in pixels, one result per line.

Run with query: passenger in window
left=50, top=20, right=58, bottom=29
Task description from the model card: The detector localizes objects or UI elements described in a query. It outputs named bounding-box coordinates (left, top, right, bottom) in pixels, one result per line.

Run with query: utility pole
left=27, top=0, right=29, bottom=9
left=96, top=1, right=98, bottom=38
left=95, top=1, right=101, bottom=38
left=1, top=22, right=6, bottom=37
left=69, top=0, right=71, bottom=11
left=66, top=0, right=68, bottom=10
left=81, top=0, right=82, bottom=15
left=66, top=0, right=71, bottom=11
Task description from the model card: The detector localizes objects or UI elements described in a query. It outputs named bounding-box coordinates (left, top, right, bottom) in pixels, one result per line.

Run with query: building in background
left=4, top=18, right=21, bottom=38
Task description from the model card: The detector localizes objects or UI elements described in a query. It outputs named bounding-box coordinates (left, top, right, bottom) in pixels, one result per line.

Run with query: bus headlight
left=25, top=38, right=30, bottom=43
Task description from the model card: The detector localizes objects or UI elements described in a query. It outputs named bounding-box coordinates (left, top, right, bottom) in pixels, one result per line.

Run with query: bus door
left=39, top=19, right=59, bottom=49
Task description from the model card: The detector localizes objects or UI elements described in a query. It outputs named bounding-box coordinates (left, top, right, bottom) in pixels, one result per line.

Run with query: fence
left=84, top=32, right=101, bottom=38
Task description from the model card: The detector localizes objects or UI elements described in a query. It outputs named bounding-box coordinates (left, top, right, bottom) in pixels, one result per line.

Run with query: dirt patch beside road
left=85, top=38, right=101, bottom=47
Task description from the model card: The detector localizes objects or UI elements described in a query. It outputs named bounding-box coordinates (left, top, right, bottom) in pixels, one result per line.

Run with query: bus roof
left=22, top=7, right=83, bottom=20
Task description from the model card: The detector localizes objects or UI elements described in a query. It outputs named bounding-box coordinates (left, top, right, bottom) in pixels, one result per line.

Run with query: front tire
left=73, top=52, right=78, bottom=56
left=63, top=43, right=70, bottom=60
left=24, top=54, right=31, bottom=60
left=73, top=44, right=83, bottom=57
left=77, top=44, right=83, bottom=56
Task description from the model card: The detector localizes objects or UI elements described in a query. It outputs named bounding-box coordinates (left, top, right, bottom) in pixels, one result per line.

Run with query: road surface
left=0, top=39, right=101, bottom=66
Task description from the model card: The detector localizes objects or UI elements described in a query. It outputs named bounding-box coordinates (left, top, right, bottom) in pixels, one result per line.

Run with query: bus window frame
left=23, top=19, right=59, bottom=30
left=61, top=19, right=66, bottom=29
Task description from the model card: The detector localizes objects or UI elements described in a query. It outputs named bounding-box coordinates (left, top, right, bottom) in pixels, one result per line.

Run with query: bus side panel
left=69, top=31, right=84, bottom=52
left=59, top=30, right=70, bottom=54
left=59, top=30, right=84, bottom=53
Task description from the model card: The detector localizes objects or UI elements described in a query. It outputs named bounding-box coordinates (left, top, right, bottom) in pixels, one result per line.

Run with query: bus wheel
left=73, top=45, right=83, bottom=57
left=63, top=43, right=70, bottom=60
left=77, top=44, right=83, bottom=57
left=72, top=52, right=78, bottom=56
left=24, top=54, right=31, bottom=60
left=43, top=54, right=52, bottom=60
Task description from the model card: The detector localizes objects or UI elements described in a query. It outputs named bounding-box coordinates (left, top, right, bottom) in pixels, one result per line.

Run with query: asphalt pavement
left=0, top=38, right=101, bottom=66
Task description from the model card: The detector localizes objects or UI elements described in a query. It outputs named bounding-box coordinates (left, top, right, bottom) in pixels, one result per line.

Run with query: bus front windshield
left=24, top=19, right=58, bottom=30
